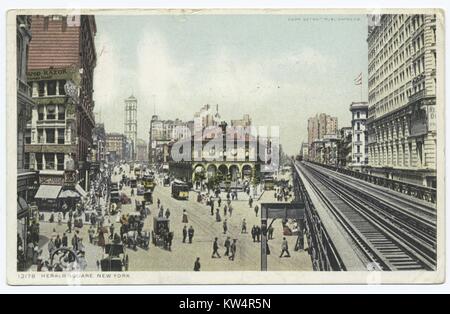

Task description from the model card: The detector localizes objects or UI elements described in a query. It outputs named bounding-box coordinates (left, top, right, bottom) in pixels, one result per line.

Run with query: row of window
left=37, top=80, right=67, bottom=97
left=27, top=128, right=65, bottom=144
left=24, top=152, right=65, bottom=171
left=37, top=104, right=65, bottom=121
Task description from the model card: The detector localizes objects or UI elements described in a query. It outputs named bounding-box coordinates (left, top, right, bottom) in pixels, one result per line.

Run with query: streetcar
left=171, top=180, right=190, bottom=200
left=263, top=175, right=275, bottom=190
left=142, top=172, right=156, bottom=191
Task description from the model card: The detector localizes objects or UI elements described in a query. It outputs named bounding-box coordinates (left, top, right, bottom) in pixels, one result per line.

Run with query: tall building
left=231, top=114, right=252, bottom=128
left=307, top=113, right=338, bottom=161
left=25, top=14, right=97, bottom=192
left=124, top=95, right=137, bottom=159
left=367, top=14, right=437, bottom=187
left=349, top=102, right=369, bottom=170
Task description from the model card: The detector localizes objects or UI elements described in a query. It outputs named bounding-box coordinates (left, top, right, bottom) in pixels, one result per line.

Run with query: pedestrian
left=249, top=197, right=253, bottom=208
left=251, top=225, right=256, bottom=242
left=47, top=239, right=55, bottom=257
left=241, top=218, right=247, bottom=234
left=88, top=225, right=95, bottom=244
left=182, top=225, right=187, bottom=243
left=254, top=205, right=259, bottom=217
left=228, top=205, right=233, bottom=217
left=255, top=225, right=261, bottom=242
left=194, top=257, right=201, bottom=271
left=57, top=212, right=63, bottom=225
left=55, top=234, right=62, bottom=249
left=268, top=226, right=274, bottom=240
left=223, top=219, right=228, bottom=234
left=188, top=225, right=194, bottom=244
left=223, top=205, right=228, bottom=217
left=211, top=237, right=221, bottom=258
left=279, top=237, right=291, bottom=258
left=218, top=197, right=222, bottom=207
left=71, top=233, right=79, bottom=251
left=182, top=209, right=189, bottom=224
left=109, top=224, right=115, bottom=240
left=158, top=207, right=164, bottom=218
left=167, top=232, right=173, bottom=251
left=215, top=209, right=221, bottom=222
left=62, top=233, right=68, bottom=247
left=165, top=208, right=171, bottom=219
left=157, top=198, right=161, bottom=208
left=98, top=228, right=106, bottom=248
left=67, top=218, right=72, bottom=234
left=210, top=202, right=214, bottom=216
left=224, top=237, right=231, bottom=256
left=229, top=239, right=237, bottom=261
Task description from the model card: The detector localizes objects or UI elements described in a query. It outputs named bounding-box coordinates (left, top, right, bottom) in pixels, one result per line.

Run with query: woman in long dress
left=182, top=209, right=188, bottom=224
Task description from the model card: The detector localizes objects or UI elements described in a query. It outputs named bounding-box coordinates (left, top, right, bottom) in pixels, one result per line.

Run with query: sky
left=93, top=13, right=369, bottom=155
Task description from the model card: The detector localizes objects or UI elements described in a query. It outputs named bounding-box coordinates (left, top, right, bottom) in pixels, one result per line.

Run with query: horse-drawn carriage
left=99, top=243, right=129, bottom=272
left=151, top=217, right=173, bottom=250
left=121, top=212, right=150, bottom=250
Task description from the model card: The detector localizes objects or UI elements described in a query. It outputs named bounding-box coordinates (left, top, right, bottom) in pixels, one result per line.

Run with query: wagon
left=99, top=243, right=129, bottom=272
left=151, top=217, right=170, bottom=248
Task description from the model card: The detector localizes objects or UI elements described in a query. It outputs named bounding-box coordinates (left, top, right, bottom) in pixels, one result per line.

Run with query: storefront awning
left=75, top=184, right=87, bottom=198
left=17, top=197, right=29, bottom=218
left=59, top=189, right=80, bottom=199
left=34, top=185, right=62, bottom=199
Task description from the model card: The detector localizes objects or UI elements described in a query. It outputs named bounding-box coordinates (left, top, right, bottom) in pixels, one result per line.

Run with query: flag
left=354, top=72, right=362, bottom=85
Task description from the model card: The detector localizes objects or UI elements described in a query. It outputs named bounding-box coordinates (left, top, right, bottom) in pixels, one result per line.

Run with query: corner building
left=366, top=14, right=437, bottom=187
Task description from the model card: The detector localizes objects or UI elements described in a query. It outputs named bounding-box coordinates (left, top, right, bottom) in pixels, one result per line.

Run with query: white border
left=1, top=0, right=449, bottom=294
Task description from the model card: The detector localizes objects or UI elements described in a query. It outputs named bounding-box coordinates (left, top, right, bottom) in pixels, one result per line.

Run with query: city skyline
left=93, top=14, right=369, bottom=155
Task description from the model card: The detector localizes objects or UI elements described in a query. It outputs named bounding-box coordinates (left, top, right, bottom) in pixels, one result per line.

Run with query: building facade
left=337, top=127, right=353, bottom=167
left=92, top=123, right=106, bottom=163
left=350, top=102, right=369, bottom=170
left=25, top=15, right=97, bottom=191
left=135, top=138, right=148, bottom=162
left=124, top=95, right=137, bottom=160
left=106, top=133, right=126, bottom=162
left=148, top=115, right=193, bottom=165
left=307, top=113, right=338, bottom=161
left=367, top=14, right=437, bottom=187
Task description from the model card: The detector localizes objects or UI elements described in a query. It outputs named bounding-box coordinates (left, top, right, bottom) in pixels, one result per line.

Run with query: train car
left=171, top=180, right=190, bottom=200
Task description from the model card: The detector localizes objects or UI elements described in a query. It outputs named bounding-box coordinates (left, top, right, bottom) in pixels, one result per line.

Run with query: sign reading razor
left=27, top=68, right=75, bottom=81
left=171, top=124, right=280, bottom=173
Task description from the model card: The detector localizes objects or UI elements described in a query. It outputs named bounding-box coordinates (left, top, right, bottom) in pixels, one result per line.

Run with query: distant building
left=230, top=114, right=252, bottom=128
left=367, top=14, right=437, bottom=187
left=136, top=138, right=148, bottom=162
left=148, top=115, right=193, bottom=166
left=300, top=142, right=309, bottom=161
left=350, top=102, right=369, bottom=170
left=92, top=123, right=106, bottom=163
left=124, top=95, right=137, bottom=159
left=307, top=113, right=338, bottom=161
left=337, top=127, right=352, bottom=167
left=106, top=133, right=126, bottom=162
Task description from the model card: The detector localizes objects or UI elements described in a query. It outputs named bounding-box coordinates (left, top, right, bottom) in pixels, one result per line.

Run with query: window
left=45, top=153, right=55, bottom=170
left=357, top=122, right=360, bottom=130
left=24, top=153, right=30, bottom=169
left=38, top=81, right=45, bottom=97
left=25, top=129, right=31, bottom=144
left=57, top=154, right=65, bottom=170
left=46, top=128, right=55, bottom=143
left=58, top=105, right=65, bottom=120
left=57, top=129, right=65, bottom=144
left=357, top=145, right=361, bottom=153
left=58, top=80, right=66, bottom=95
left=37, top=129, right=44, bottom=143
left=36, top=153, right=43, bottom=170
left=47, top=80, right=56, bottom=95
left=46, top=105, right=56, bottom=120
left=357, top=134, right=360, bottom=142
left=357, top=111, right=360, bottom=119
